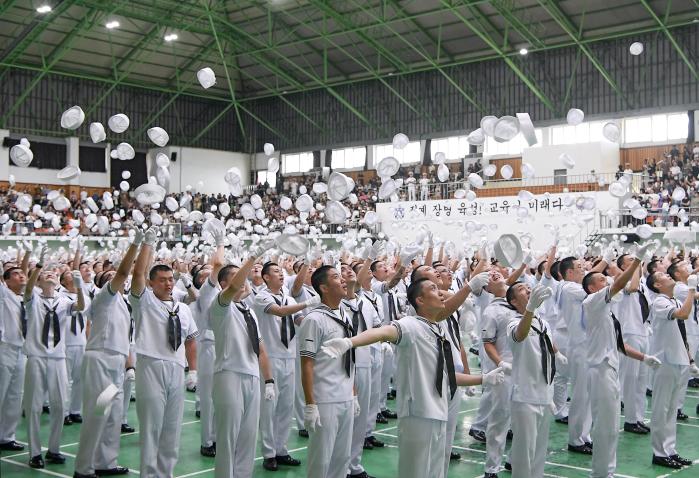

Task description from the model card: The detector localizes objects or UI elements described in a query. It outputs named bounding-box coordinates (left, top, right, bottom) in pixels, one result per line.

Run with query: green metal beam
left=443, top=0, right=557, bottom=114
left=536, top=0, right=632, bottom=109
left=386, top=0, right=456, bottom=63
left=489, top=1, right=546, bottom=50
left=640, top=0, right=698, bottom=81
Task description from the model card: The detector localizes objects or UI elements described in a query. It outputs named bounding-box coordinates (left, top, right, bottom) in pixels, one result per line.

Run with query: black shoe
left=363, top=438, right=374, bottom=450
left=187, top=385, right=196, bottom=393
left=504, top=462, right=512, bottom=471
left=697, top=403, right=699, bottom=416
left=195, top=410, right=200, bottom=419
left=568, top=444, right=593, bottom=455
left=366, top=436, right=384, bottom=448
left=95, top=467, right=129, bottom=476
left=0, top=440, right=24, bottom=451
left=130, top=396, right=135, bottom=402
left=64, top=415, right=73, bottom=426
left=69, top=413, right=83, bottom=423
left=347, top=472, right=375, bottom=478
left=677, top=409, right=688, bottom=420
left=507, top=429, right=513, bottom=440
left=469, top=428, right=486, bottom=442
left=555, top=416, right=569, bottom=424
left=669, top=454, right=692, bottom=466
left=29, top=455, right=45, bottom=469
left=646, top=388, right=653, bottom=397
left=200, top=445, right=216, bottom=457
left=298, top=429, right=309, bottom=438
left=389, top=390, right=396, bottom=399
left=450, top=452, right=461, bottom=461
left=652, top=455, right=683, bottom=469
left=42, top=405, right=50, bottom=414
left=45, top=451, right=66, bottom=464
left=484, top=474, right=499, bottom=478
left=585, top=442, right=593, bottom=449
left=624, top=422, right=649, bottom=434
left=688, top=377, right=699, bottom=388
left=74, top=472, right=98, bottom=478
left=381, top=409, right=397, bottom=419
left=121, top=424, right=135, bottom=433
left=469, top=347, right=479, bottom=356
left=262, top=457, right=277, bottom=471
left=276, top=455, right=301, bottom=466
left=620, top=401, right=624, bottom=410
left=376, top=413, right=388, bottom=424
left=638, top=421, right=651, bottom=432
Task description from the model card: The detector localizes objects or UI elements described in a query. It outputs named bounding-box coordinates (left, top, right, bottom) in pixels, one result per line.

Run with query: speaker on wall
left=171, top=152, right=177, bottom=162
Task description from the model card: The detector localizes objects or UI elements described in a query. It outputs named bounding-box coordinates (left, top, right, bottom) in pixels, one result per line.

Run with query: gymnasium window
left=550, top=122, right=605, bottom=145
left=331, top=146, right=366, bottom=169
left=623, top=112, right=689, bottom=144
left=257, top=170, right=277, bottom=187
left=374, top=141, right=421, bottom=165
left=430, top=135, right=469, bottom=162
left=484, top=129, right=542, bottom=157
left=281, top=151, right=314, bottom=174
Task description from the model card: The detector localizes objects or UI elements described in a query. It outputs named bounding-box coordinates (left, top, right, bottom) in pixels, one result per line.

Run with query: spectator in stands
left=419, top=173, right=430, bottom=201
left=405, top=172, right=417, bottom=201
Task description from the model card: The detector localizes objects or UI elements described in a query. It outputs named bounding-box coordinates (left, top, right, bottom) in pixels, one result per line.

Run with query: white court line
left=0, top=457, right=73, bottom=477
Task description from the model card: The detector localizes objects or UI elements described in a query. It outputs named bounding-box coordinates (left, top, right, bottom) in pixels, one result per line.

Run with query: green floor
left=1, top=386, right=698, bottom=477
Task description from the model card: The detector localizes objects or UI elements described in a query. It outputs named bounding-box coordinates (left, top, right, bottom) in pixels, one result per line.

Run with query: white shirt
left=85, top=283, right=131, bottom=356
left=298, top=305, right=355, bottom=403
left=406, top=177, right=416, bottom=190
left=674, top=282, right=699, bottom=337
left=440, top=313, right=465, bottom=374
left=292, top=284, right=318, bottom=318
left=481, top=297, right=515, bottom=373
left=371, top=278, right=400, bottom=325
left=192, top=279, right=220, bottom=343
left=393, top=316, right=451, bottom=421
left=583, top=286, right=623, bottom=370
left=0, top=283, right=25, bottom=347
left=131, top=288, right=198, bottom=367
left=61, top=290, right=89, bottom=347
left=617, top=286, right=649, bottom=337
left=253, top=289, right=298, bottom=360
left=23, top=290, right=74, bottom=358
left=209, top=296, right=262, bottom=377
left=649, top=294, right=690, bottom=366
left=559, top=281, right=587, bottom=347
left=419, top=178, right=429, bottom=190
left=341, top=296, right=379, bottom=368
left=507, top=314, right=555, bottom=405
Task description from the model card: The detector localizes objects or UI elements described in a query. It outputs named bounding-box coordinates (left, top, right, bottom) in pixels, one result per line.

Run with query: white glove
left=132, top=228, right=144, bottom=246
left=185, top=370, right=198, bottom=390
left=633, top=242, right=653, bottom=261
left=144, top=227, right=158, bottom=246
left=526, top=284, right=553, bottom=313
left=320, top=337, right=353, bottom=359
left=71, top=270, right=83, bottom=288
left=482, top=366, right=505, bottom=386
left=602, top=247, right=615, bottom=264
left=211, top=228, right=226, bottom=247
left=426, top=231, right=435, bottom=248
left=304, top=295, right=322, bottom=309
left=469, top=331, right=479, bottom=345
left=689, top=363, right=699, bottom=377
left=366, top=241, right=383, bottom=261
left=643, top=355, right=662, bottom=369
left=304, top=404, right=321, bottom=432
left=523, top=249, right=535, bottom=267
left=264, top=382, right=276, bottom=401
left=181, top=274, right=193, bottom=289
left=125, top=368, right=135, bottom=382
left=687, top=274, right=698, bottom=290
left=464, top=386, right=477, bottom=397
left=479, top=241, right=491, bottom=264
left=251, top=239, right=275, bottom=258
left=381, top=341, right=394, bottom=357
left=353, top=396, right=361, bottom=417
left=468, top=272, right=490, bottom=294
left=399, top=245, right=422, bottom=267
left=37, top=246, right=48, bottom=267
left=555, top=351, right=568, bottom=366
left=497, top=361, right=512, bottom=375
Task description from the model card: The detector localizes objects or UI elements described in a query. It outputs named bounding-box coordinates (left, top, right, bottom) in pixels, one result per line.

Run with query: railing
left=599, top=207, right=699, bottom=230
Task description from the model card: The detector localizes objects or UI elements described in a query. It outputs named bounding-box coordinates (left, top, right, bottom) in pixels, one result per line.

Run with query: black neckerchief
left=160, top=300, right=182, bottom=351
left=236, top=302, right=260, bottom=357
left=19, top=297, right=27, bottom=338
left=272, top=293, right=295, bottom=348
left=41, top=299, right=60, bottom=348
left=364, top=291, right=380, bottom=320
left=671, top=297, right=690, bottom=349
left=316, top=304, right=355, bottom=376
left=446, top=313, right=461, bottom=351
left=386, top=290, right=398, bottom=322
left=530, top=317, right=556, bottom=384
left=637, top=286, right=650, bottom=323
left=342, top=297, right=367, bottom=334
left=415, top=316, right=456, bottom=399
left=610, top=311, right=628, bottom=355
left=71, top=310, right=85, bottom=335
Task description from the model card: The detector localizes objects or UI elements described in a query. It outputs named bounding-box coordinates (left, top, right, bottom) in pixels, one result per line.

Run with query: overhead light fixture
left=36, top=4, right=52, bottom=13
left=519, top=48, right=529, bottom=55
left=164, top=33, right=178, bottom=42
left=105, top=20, right=120, bottom=29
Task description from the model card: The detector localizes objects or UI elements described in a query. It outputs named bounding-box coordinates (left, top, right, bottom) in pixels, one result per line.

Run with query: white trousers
left=0, top=342, right=25, bottom=443
left=620, top=335, right=648, bottom=424
left=444, top=390, right=463, bottom=477
left=135, top=356, right=185, bottom=478
left=397, top=416, right=447, bottom=478
left=65, top=344, right=85, bottom=415
left=678, top=335, right=699, bottom=409
left=568, top=346, right=592, bottom=446
left=294, top=357, right=305, bottom=430
left=408, top=188, right=416, bottom=202
left=552, top=328, right=569, bottom=419
left=307, top=400, right=353, bottom=478
left=485, top=376, right=512, bottom=473
left=213, top=371, right=260, bottom=478
left=366, top=348, right=383, bottom=438
left=651, top=363, right=689, bottom=457
left=510, top=401, right=550, bottom=478
left=197, top=341, right=216, bottom=447
left=259, top=357, right=294, bottom=458
left=349, top=367, right=372, bottom=475
left=471, top=383, right=492, bottom=432
left=121, top=348, right=135, bottom=425
left=380, top=344, right=395, bottom=411
left=589, top=362, right=620, bottom=478
left=24, top=356, right=68, bottom=457
left=74, top=350, right=126, bottom=474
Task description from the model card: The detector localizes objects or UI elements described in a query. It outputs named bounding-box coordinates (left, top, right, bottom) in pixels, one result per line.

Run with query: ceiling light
left=36, top=5, right=52, bottom=13
left=164, top=33, right=178, bottom=42
left=106, top=20, right=120, bottom=29
left=519, top=48, right=528, bottom=55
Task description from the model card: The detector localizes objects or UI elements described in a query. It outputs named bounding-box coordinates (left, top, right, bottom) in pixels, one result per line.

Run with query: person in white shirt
left=405, top=171, right=417, bottom=201
left=580, top=244, right=662, bottom=478
left=130, top=227, right=199, bottom=478
left=209, top=244, right=276, bottom=478
left=505, top=283, right=559, bottom=478
left=419, top=173, right=430, bottom=201
left=73, top=234, right=142, bottom=478
left=0, top=253, right=29, bottom=452
left=253, top=261, right=319, bottom=471
left=23, top=247, right=85, bottom=469
left=322, top=278, right=504, bottom=478
left=645, top=270, right=698, bottom=469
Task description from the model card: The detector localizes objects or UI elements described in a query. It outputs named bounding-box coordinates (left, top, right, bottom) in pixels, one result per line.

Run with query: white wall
left=375, top=191, right=618, bottom=251
left=522, top=141, right=619, bottom=182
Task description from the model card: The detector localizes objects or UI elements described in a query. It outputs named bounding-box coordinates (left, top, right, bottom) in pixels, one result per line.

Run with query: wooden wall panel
left=620, top=145, right=674, bottom=171
left=490, top=157, right=522, bottom=179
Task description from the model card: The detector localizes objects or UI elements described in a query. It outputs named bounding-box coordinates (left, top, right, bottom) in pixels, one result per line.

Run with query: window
left=331, top=146, right=366, bottom=169
left=281, top=152, right=313, bottom=174
left=624, top=112, right=689, bottom=144
left=374, top=141, right=421, bottom=165
left=484, top=129, right=542, bottom=157
left=667, top=113, right=689, bottom=140
left=430, top=135, right=469, bottom=162
left=257, top=171, right=276, bottom=188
